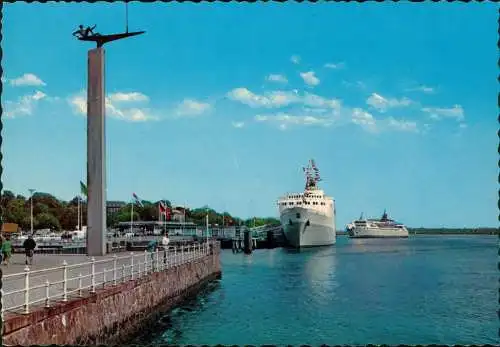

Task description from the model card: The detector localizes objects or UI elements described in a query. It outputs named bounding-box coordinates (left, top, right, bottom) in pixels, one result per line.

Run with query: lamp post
left=205, top=207, right=209, bottom=245
left=28, top=189, right=36, bottom=235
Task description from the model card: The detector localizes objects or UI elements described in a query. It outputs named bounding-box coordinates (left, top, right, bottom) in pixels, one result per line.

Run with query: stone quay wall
left=2, top=247, right=221, bottom=345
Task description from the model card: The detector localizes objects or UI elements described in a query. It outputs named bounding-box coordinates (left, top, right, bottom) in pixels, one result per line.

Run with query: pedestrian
left=23, top=234, right=37, bottom=265
left=2, top=235, right=12, bottom=266
left=161, top=232, right=170, bottom=265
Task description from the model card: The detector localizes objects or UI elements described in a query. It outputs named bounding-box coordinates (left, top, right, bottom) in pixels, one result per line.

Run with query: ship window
left=296, top=213, right=300, bottom=219
left=297, top=202, right=302, bottom=205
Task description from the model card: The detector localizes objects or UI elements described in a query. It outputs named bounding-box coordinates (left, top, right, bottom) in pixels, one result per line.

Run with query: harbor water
left=131, top=235, right=498, bottom=345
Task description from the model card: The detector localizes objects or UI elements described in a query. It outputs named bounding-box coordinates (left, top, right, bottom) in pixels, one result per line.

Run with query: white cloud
left=302, top=92, right=341, bottom=111
left=4, top=90, right=47, bottom=118
left=226, top=88, right=340, bottom=114
left=366, top=93, right=412, bottom=112
left=227, top=88, right=299, bottom=108
left=69, top=94, right=87, bottom=114
left=68, top=91, right=158, bottom=122
left=254, top=112, right=334, bottom=129
left=300, top=71, right=320, bottom=87
left=406, top=85, right=435, bottom=94
left=108, top=92, right=149, bottom=102
left=422, top=105, right=464, bottom=121
left=10, top=73, right=46, bottom=87
left=124, top=108, right=155, bottom=122
left=175, top=98, right=212, bottom=117
left=266, top=74, right=288, bottom=84
left=386, top=117, right=418, bottom=133
left=324, top=62, right=345, bottom=69
left=290, top=55, right=301, bottom=64
left=232, top=121, right=245, bottom=128
left=351, top=108, right=377, bottom=132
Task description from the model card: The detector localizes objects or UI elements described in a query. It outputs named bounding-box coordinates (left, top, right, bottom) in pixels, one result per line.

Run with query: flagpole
left=163, top=200, right=166, bottom=235
left=205, top=208, right=209, bottom=244
left=77, top=195, right=81, bottom=231
left=130, top=201, right=134, bottom=234
left=183, top=202, right=186, bottom=235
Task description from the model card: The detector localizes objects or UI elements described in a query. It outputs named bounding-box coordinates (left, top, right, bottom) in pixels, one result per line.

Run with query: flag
left=80, top=181, right=88, bottom=197
left=132, top=193, right=144, bottom=207
left=166, top=207, right=172, bottom=221
left=159, top=201, right=167, bottom=215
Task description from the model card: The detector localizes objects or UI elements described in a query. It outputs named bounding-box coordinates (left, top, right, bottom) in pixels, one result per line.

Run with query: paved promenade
left=1, top=246, right=207, bottom=318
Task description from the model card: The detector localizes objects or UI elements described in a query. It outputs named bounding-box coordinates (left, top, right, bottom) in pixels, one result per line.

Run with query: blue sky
left=3, top=2, right=498, bottom=228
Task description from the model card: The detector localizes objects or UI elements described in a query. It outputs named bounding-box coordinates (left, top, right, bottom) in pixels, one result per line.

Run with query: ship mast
left=303, top=159, right=321, bottom=190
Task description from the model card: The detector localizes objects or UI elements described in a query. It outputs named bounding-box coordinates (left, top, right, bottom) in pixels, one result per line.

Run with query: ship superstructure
left=346, top=210, right=409, bottom=238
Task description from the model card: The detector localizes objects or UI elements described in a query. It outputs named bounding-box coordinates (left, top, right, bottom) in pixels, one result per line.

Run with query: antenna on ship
left=311, top=159, right=321, bottom=183
left=381, top=209, right=388, bottom=221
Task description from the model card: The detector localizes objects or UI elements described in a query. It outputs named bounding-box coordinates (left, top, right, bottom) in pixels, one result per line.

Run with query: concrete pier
left=86, top=47, right=107, bottom=256
left=2, top=242, right=221, bottom=345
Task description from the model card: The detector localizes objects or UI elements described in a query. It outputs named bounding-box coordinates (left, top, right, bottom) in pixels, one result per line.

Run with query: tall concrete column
left=86, top=47, right=107, bottom=256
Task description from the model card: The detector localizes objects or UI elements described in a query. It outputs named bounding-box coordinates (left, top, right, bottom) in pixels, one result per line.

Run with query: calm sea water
left=133, top=235, right=498, bottom=345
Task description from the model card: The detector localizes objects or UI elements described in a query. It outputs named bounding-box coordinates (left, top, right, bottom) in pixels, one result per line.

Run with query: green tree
left=34, top=202, right=49, bottom=215
left=5, top=199, right=29, bottom=225
left=35, top=212, right=61, bottom=231
left=138, top=203, right=158, bottom=221
left=2, top=190, right=15, bottom=202
left=59, top=206, right=78, bottom=230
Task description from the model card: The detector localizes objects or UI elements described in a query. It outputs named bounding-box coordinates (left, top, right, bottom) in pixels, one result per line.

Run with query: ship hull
left=348, top=227, right=409, bottom=238
left=280, top=207, right=336, bottom=248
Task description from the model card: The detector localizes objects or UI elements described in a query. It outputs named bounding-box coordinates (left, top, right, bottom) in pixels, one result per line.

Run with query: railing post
left=23, top=266, right=30, bottom=314
left=90, top=257, right=96, bottom=294
left=164, top=247, right=168, bottom=270
left=62, top=260, right=68, bottom=302
left=174, top=247, right=177, bottom=266
left=45, top=279, right=50, bottom=308
left=122, top=264, right=126, bottom=283
left=78, top=273, right=83, bottom=297
left=156, top=248, right=159, bottom=272
left=130, top=252, right=134, bottom=280
left=138, top=254, right=142, bottom=277
left=144, top=250, right=148, bottom=274
left=113, top=255, right=118, bottom=286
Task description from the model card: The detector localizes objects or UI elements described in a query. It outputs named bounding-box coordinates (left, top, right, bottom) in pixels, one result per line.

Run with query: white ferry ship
left=277, top=159, right=336, bottom=248
left=346, top=210, right=409, bottom=238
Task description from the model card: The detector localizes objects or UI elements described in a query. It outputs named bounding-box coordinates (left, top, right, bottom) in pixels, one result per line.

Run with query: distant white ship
left=346, top=210, right=409, bottom=238
left=277, top=159, right=336, bottom=248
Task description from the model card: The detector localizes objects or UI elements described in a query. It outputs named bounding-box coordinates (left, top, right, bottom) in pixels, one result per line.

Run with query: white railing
left=1, top=242, right=217, bottom=321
